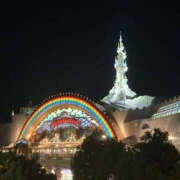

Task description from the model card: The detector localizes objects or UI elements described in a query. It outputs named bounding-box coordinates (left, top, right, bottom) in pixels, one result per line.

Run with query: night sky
left=1, top=2, right=180, bottom=122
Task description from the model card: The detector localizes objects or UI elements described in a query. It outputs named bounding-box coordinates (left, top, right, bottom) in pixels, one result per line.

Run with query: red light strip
left=50, top=118, right=79, bottom=127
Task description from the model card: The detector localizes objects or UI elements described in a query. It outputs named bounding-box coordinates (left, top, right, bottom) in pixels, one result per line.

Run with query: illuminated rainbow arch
left=17, top=96, right=115, bottom=141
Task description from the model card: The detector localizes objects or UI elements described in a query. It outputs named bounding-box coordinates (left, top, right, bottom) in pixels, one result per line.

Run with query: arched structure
left=17, top=95, right=115, bottom=142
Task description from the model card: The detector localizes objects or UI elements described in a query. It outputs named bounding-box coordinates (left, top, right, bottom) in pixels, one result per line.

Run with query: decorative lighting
left=102, top=135, right=107, bottom=139
left=168, top=135, right=176, bottom=140
left=51, top=168, right=55, bottom=174
left=61, top=169, right=73, bottom=180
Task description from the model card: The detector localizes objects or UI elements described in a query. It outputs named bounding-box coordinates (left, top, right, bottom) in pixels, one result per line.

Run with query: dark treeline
left=72, top=129, right=180, bottom=180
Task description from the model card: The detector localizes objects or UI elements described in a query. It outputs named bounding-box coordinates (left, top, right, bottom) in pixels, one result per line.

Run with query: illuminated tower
left=103, top=33, right=154, bottom=109
left=103, top=34, right=136, bottom=105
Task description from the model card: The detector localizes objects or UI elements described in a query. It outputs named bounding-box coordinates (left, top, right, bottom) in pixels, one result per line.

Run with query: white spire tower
left=103, top=33, right=136, bottom=106
left=103, top=33, right=154, bottom=109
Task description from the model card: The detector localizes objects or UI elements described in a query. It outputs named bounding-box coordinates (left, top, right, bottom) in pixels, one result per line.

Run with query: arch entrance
left=16, top=94, right=116, bottom=169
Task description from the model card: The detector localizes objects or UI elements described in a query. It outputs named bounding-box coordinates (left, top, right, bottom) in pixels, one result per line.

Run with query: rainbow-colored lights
left=17, top=96, right=115, bottom=141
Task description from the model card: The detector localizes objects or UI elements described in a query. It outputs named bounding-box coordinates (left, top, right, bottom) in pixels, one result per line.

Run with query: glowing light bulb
left=102, top=135, right=106, bottom=139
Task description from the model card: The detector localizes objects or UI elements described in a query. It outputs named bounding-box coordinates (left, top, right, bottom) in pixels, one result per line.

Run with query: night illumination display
left=36, top=111, right=96, bottom=134
left=53, top=123, right=78, bottom=131
left=36, top=108, right=96, bottom=130
left=50, top=118, right=79, bottom=127
left=34, top=108, right=107, bottom=144
left=61, top=169, right=73, bottom=180
left=17, top=96, right=115, bottom=141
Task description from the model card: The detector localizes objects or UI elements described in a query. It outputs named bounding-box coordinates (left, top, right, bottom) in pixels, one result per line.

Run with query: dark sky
left=1, top=2, right=180, bottom=121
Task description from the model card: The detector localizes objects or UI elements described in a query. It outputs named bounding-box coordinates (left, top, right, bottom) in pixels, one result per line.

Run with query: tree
left=71, top=129, right=180, bottom=180
left=0, top=152, right=56, bottom=180
left=71, top=131, right=128, bottom=180
left=132, top=129, right=180, bottom=180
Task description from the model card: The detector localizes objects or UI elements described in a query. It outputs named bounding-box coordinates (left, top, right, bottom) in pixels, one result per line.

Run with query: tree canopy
left=71, top=129, right=180, bottom=180
left=0, top=152, right=56, bottom=180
